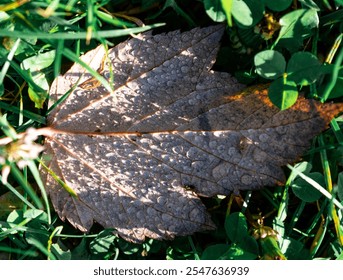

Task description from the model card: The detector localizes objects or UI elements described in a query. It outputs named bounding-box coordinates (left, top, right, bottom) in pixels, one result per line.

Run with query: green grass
left=0, top=0, right=342, bottom=260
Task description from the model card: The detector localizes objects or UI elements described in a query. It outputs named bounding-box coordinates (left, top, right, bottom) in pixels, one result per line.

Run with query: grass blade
left=318, top=135, right=343, bottom=245
left=287, top=164, right=343, bottom=210
left=26, top=161, right=51, bottom=224
left=0, top=178, right=36, bottom=209
left=9, top=163, right=43, bottom=210
left=0, top=24, right=165, bottom=40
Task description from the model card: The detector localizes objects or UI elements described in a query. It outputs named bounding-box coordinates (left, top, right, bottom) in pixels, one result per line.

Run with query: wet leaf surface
left=41, top=25, right=343, bottom=242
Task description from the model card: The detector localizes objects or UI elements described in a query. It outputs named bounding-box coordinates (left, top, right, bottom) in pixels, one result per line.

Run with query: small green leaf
left=277, top=9, right=319, bottom=50
left=201, top=243, right=257, bottom=260
left=259, top=235, right=286, bottom=260
left=297, top=0, right=320, bottom=10
left=71, top=238, right=90, bottom=260
left=239, top=235, right=259, bottom=256
left=263, top=0, right=292, bottom=11
left=280, top=237, right=310, bottom=260
left=287, top=52, right=321, bottom=86
left=21, top=50, right=56, bottom=73
left=291, top=172, right=324, bottom=202
left=268, top=77, right=298, bottom=110
left=6, top=210, right=23, bottom=224
left=288, top=161, right=312, bottom=182
left=226, top=244, right=257, bottom=260
left=23, top=209, right=44, bottom=220
left=232, top=0, right=264, bottom=28
left=201, top=244, right=230, bottom=260
left=232, top=0, right=252, bottom=27
left=204, top=0, right=226, bottom=22
left=90, top=229, right=117, bottom=256
left=51, top=242, right=72, bottom=260
left=28, top=86, right=48, bottom=109
left=143, top=238, right=163, bottom=254
left=279, top=9, right=319, bottom=37
left=118, top=238, right=141, bottom=255
left=225, top=212, right=248, bottom=243
left=254, top=50, right=286, bottom=79
left=21, top=50, right=55, bottom=108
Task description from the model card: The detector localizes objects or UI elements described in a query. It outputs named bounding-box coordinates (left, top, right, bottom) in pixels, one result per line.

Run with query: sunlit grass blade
left=330, top=118, right=343, bottom=144
left=325, top=33, right=342, bottom=64
left=55, top=233, right=98, bottom=238
left=287, top=201, right=306, bottom=236
left=0, top=24, right=165, bottom=40
left=86, top=0, right=95, bottom=44
left=53, top=39, right=64, bottom=78
left=287, top=164, right=343, bottom=210
left=26, top=161, right=51, bottom=224
left=310, top=213, right=328, bottom=258
left=276, top=184, right=289, bottom=222
left=38, top=159, right=78, bottom=198
left=0, top=38, right=21, bottom=95
left=320, top=34, right=343, bottom=102
left=318, top=135, right=343, bottom=245
left=96, top=10, right=136, bottom=28
left=0, top=222, right=29, bottom=240
left=306, top=201, right=328, bottom=256
left=0, top=102, right=46, bottom=125
left=9, top=163, right=43, bottom=209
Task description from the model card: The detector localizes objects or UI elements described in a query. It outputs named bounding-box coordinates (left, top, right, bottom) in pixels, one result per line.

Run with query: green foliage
left=225, top=212, right=248, bottom=243
left=263, top=0, right=292, bottom=12
left=0, top=0, right=342, bottom=260
left=204, top=0, right=226, bottom=22
left=268, top=77, right=298, bottom=109
left=254, top=50, right=286, bottom=79
left=291, top=171, right=324, bottom=203
left=21, top=50, right=55, bottom=108
left=201, top=212, right=258, bottom=260
left=255, top=50, right=332, bottom=109
left=286, top=52, right=322, bottom=86
left=205, top=0, right=343, bottom=108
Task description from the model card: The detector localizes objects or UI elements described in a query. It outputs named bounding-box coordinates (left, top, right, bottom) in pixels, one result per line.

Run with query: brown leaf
left=41, top=25, right=343, bottom=242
